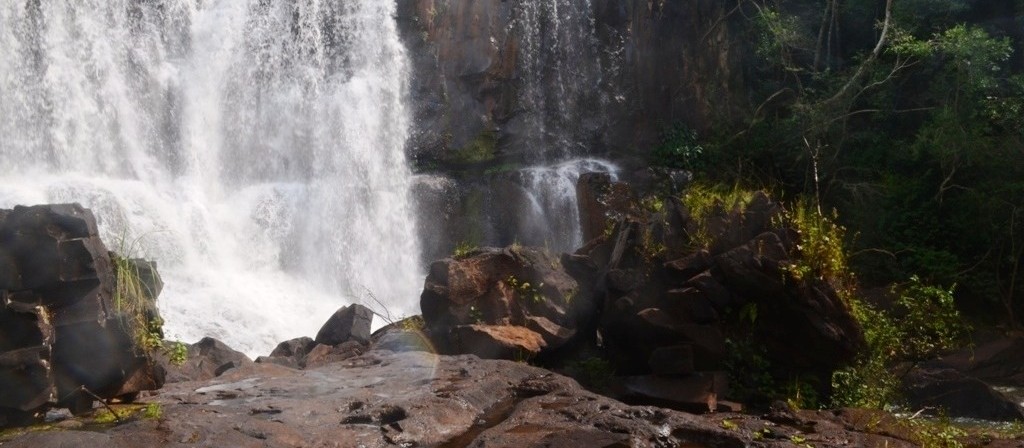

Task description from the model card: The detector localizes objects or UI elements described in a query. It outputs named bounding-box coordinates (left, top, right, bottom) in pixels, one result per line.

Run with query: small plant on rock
left=452, top=241, right=477, bottom=259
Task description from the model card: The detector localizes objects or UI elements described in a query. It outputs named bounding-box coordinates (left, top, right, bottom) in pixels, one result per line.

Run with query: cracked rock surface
left=1, top=351, right=917, bottom=447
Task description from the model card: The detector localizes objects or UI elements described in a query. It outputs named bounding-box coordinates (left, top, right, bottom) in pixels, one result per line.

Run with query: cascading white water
left=0, top=1, right=422, bottom=356
left=515, top=0, right=605, bottom=159
left=506, top=1, right=619, bottom=251
left=514, top=159, right=620, bottom=253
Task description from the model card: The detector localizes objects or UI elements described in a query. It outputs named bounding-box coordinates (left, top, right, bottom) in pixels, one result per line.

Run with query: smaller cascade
left=513, top=159, right=620, bottom=253
left=513, top=0, right=606, bottom=160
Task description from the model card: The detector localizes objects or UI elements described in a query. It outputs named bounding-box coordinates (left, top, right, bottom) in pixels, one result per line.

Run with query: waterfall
left=514, top=0, right=606, bottom=159
left=507, top=0, right=620, bottom=250
left=0, top=1, right=422, bottom=356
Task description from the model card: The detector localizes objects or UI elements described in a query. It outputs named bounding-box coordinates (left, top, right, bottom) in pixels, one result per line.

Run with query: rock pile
left=420, top=174, right=866, bottom=411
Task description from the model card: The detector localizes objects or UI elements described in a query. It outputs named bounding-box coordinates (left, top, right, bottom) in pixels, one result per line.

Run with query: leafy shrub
left=783, top=201, right=853, bottom=295
left=831, top=278, right=969, bottom=409
left=652, top=125, right=705, bottom=171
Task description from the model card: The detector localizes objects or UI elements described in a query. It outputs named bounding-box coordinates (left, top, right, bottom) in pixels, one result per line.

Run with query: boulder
left=566, top=180, right=864, bottom=401
left=929, top=337, right=1024, bottom=385
left=302, top=341, right=365, bottom=369
left=421, top=246, right=588, bottom=359
left=372, top=329, right=435, bottom=353
left=0, top=204, right=166, bottom=419
left=902, top=367, right=1024, bottom=421
left=162, top=337, right=253, bottom=383
left=623, top=372, right=729, bottom=413
left=270, top=336, right=317, bottom=359
left=576, top=172, right=613, bottom=243
left=451, top=325, right=546, bottom=360
left=315, top=304, right=374, bottom=346
left=0, top=302, right=54, bottom=413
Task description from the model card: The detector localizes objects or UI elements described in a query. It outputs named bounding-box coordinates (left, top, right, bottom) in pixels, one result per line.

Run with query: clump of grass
left=452, top=241, right=478, bottom=259
left=781, top=199, right=853, bottom=295
left=681, top=183, right=757, bottom=248
left=112, top=233, right=186, bottom=366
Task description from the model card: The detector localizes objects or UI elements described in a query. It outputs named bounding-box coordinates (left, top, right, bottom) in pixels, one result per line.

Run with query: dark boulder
left=315, top=304, right=373, bottom=346
left=566, top=181, right=864, bottom=405
left=161, top=337, right=253, bottom=383
left=928, top=337, right=1024, bottom=386
left=902, top=367, right=1024, bottom=421
left=0, top=204, right=166, bottom=419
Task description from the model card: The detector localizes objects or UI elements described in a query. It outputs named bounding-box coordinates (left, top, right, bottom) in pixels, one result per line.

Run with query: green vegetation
left=680, top=183, right=756, bottom=248
left=695, top=0, right=1024, bottom=330
left=831, top=277, right=969, bottom=409
left=452, top=240, right=478, bottom=259
left=782, top=202, right=851, bottom=291
left=504, top=275, right=546, bottom=304
left=452, top=129, right=498, bottom=164
left=112, top=235, right=186, bottom=367
left=651, top=124, right=706, bottom=171
left=143, top=403, right=162, bottom=420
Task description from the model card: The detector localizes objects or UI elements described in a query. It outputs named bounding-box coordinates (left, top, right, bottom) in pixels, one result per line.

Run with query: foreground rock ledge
left=2, top=351, right=918, bottom=448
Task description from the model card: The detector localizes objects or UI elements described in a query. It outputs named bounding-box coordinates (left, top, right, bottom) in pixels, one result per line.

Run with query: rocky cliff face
left=397, top=0, right=745, bottom=168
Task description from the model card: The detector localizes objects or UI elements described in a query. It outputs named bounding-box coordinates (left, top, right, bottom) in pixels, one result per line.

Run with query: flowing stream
left=0, top=1, right=422, bottom=356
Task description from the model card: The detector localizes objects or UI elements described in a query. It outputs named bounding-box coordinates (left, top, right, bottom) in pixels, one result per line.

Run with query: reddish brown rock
left=421, top=245, right=587, bottom=359
left=451, top=324, right=546, bottom=360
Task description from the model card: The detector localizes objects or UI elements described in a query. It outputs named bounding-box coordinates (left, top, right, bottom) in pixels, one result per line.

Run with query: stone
left=315, top=304, right=374, bottom=346
left=302, top=341, right=365, bottom=369
left=664, top=288, right=719, bottom=324
left=267, top=336, right=317, bottom=366
left=623, top=372, right=729, bottom=413
left=664, top=250, right=712, bottom=284
left=0, top=204, right=166, bottom=419
left=901, top=367, right=1024, bottom=421
left=576, top=172, right=613, bottom=244
left=161, top=337, right=253, bottom=383
left=421, top=245, right=587, bottom=358
left=451, top=325, right=546, bottom=360
left=372, top=329, right=435, bottom=353
left=929, top=337, right=1024, bottom=385
left=1, top=349, right=947, bottom=448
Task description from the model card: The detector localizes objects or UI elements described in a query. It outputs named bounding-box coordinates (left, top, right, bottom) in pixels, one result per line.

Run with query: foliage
left=830, top=300, right=902, bottom=409
left=452, top=241, right=477, bottom=259
left=704, top=0, right=1024, bottom=328
left=112, top=235, right=187, bottom=367
left=904, top=415, right=969, bottom=448
left=681, top=183, right=756, bottom=248
left=398, top=315, right=426, bottom=332
left=651, top=124, right=706, bottom=171
left=504, top=275, right=546, bottom=304
left=167, top=341, right=188, bottom=367
left=782, top=201, right=853, bottom=294
left=831, top=278, right=969, bottom=409
left=893, top=277, right=970, bottom=361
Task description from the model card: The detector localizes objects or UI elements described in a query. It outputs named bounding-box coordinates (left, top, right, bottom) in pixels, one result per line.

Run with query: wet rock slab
left=1, top=351, right=926, bottom=448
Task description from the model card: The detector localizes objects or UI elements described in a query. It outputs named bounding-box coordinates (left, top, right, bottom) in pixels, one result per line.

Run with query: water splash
left=510, top=158, right=620, bottom=253
left=0, top=1, right=421, bottom=356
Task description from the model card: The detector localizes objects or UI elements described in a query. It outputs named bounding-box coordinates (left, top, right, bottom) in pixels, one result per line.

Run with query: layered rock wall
left=398, top=0, right=745, bottom=167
